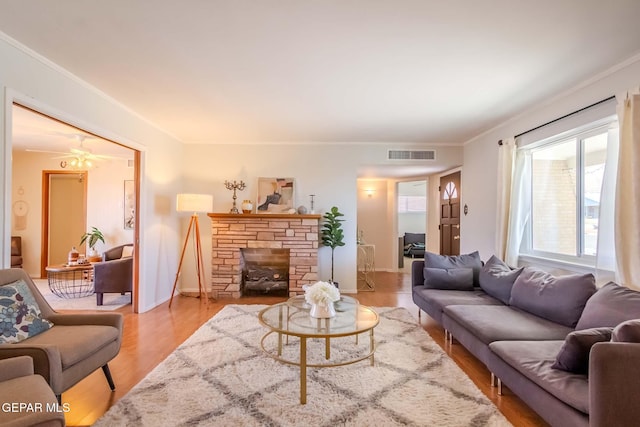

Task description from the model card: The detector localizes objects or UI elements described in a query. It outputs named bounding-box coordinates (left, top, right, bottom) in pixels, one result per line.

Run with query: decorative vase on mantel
left=309, top=301, right=337, bottom=319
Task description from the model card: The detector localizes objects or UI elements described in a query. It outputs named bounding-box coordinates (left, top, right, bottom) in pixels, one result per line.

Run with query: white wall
left=461, top=55, right=640, bottom=263
left=181, top=143, right=463, bottom=292
left=1, top=35, right=184, bottom=312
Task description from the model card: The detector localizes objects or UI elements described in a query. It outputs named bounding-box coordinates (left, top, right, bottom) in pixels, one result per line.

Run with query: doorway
left=41, top=171, right=88, bottom=275
left=397, top=180, right=427, bottom=272
left=10, top=102, right=140, bottom=311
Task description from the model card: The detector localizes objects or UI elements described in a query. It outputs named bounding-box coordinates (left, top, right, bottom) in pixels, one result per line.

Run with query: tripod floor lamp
left=169, top=193, right=213, bottom=308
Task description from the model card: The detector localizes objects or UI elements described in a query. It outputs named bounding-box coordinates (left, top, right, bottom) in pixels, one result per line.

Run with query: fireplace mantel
left=208, top=213, right=321, bottom=220
left=209, top=213, right=321, bottom=298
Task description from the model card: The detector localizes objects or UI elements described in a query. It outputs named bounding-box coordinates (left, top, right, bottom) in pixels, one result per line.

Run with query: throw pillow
left=612, top=319, right=640, bottom=343
left=423, top=267, right=474, bottom=290
left=478, top=255, right=524, bottom=305
left=575, top=282, right=640, bottom=330
left=121, top=246, right=134, bottom=258
left=0, top=280, right=53, bottom=344
left=551, top=327, right=613, bottom=375
left=424, top=251, right=483, bottom=286
left=509, top=268, right=596, bottom=328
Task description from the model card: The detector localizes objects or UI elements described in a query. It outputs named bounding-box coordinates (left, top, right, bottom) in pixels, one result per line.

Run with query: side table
left=45, top=264, right=95, bottom=298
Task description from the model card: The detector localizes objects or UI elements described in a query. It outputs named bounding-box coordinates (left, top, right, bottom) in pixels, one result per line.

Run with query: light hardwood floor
left=61, top=270, right=548, bottom=426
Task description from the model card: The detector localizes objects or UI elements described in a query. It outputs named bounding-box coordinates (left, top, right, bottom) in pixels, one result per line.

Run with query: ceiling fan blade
left=25, top=148, right=68, bottom=155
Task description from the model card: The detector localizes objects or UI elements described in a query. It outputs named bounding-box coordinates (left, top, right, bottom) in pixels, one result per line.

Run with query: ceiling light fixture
left=60, top=154, right=93, bottom=170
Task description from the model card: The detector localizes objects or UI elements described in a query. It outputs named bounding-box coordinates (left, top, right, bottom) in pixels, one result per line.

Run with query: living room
left=1, top=2, right=640, bottom=426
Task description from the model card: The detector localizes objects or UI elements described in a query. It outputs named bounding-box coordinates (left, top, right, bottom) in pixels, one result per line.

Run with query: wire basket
left=47, top=267, right=94, bottom=298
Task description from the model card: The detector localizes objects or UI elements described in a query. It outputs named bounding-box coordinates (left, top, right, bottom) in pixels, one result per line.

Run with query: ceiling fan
left=26, top=134, right=116, bottom=169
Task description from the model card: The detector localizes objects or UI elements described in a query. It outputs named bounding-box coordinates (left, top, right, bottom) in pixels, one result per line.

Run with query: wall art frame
left=256, top=177, right=295, bottom=213
left=124, top=180, right=135, bottom=229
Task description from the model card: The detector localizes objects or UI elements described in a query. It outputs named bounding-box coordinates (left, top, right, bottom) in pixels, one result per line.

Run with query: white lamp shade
left=176, top=193, right=213, bottom=213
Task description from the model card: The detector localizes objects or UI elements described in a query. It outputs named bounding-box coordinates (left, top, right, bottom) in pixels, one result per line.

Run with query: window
left=398, top=196, right=426, bottom=213
left=521, top=120, right=616, bottom=264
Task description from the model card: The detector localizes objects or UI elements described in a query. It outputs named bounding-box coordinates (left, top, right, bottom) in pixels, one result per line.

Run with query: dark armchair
left=403, top=232, right=426, bottom=258
left=93, top=244, right=133, bottom=306
left=11, top=236, right=22, bottom=268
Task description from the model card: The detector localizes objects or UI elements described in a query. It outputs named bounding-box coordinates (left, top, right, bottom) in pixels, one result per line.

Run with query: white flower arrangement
left=303, top=281, right=340, bottom=306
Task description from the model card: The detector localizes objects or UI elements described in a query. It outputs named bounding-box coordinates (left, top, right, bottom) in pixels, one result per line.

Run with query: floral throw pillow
left=0, top=280, right=53, bottom=343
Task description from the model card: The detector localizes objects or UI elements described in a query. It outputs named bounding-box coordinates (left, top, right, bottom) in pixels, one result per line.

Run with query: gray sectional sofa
left=412, top=252, right=640, bottom=427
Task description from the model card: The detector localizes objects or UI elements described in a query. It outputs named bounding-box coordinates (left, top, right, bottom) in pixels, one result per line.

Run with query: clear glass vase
left=309, top=301, right=336, bottom=318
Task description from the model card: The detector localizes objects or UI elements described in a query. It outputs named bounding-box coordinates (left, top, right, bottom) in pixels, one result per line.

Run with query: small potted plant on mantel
left=321, top=206, right=345, bottom=287
left=80, top=226, right=105, bottom=262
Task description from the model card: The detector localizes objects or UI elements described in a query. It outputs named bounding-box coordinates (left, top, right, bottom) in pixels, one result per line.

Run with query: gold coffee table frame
left=258, top=296, right=379, bottom=404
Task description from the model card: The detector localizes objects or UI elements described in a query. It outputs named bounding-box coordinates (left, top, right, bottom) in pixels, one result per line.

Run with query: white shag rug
left=34, top=279, right=130, bottom=311
left=95, top=305, right=511, bottom=426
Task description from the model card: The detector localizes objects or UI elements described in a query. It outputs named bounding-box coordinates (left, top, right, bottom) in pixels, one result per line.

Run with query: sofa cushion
left=479, top=255, right=523, bottom=305
left=423, top=267, right=474, bottom=290
left=24, top=325, right=120, bottom=368
left=443, top=305, right=573, bottom=344
left=424, top=251, right=483, bottom=286
left=551, top=327, right=613, bottom=374
left=489, top=340, right=589, bottom=414
left=611, top=319, right=640, bottom=342
left=0, top=280, right=53, bottom=344
left=412, top=287, right=502, bottom=324
left=509, top=268, right=596, bottom=328
left=575, top=282, right=640, bottom=330
left=122, top=245, right=134, bottom=258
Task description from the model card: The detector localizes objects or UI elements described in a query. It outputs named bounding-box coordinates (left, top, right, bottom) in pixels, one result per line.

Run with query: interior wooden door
left=439, top=171, right=461, bottom=256
left=41, top=171, right=87, bottom=276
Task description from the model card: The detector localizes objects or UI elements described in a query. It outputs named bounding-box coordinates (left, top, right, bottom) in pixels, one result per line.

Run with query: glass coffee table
left=258, top=295, right=379, bottom=404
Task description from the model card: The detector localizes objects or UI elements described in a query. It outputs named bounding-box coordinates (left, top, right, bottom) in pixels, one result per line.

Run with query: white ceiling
left=2, top=1, right=640, bottom=154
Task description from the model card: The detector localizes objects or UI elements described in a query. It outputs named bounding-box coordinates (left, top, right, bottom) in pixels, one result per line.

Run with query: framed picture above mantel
left=256, top=177, right=294, bottom=213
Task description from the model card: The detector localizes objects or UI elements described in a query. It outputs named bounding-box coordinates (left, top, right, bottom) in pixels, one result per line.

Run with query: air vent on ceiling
left=387, top=149, right=436, bottom=161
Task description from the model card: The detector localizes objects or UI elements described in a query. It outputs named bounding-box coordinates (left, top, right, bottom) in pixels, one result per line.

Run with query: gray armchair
left=0, top=356, right=65, bottom=426
left=0, top=268, right=123, bottom=403
left=93, top=244, right=133, bottom=306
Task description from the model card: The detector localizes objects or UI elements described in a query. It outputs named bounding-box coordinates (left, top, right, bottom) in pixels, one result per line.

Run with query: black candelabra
left=224, top=180, right=246, bottom=214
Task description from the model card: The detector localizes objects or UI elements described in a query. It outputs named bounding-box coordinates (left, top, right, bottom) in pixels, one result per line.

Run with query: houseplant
left=80, top=226, right=105, bottom=259
left=321, top=206, right=345, bottom=285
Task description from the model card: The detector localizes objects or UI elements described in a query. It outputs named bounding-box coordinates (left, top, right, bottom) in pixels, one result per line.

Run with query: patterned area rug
left=34, top=279, right=130, bottom=311
left=95, top=305, right=511, bottom=426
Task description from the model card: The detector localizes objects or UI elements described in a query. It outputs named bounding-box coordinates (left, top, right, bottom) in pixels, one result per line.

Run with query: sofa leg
left=491, top=373, right=496, bottom=387
left=102, top=364, right=116, bottom=391
left=96, top=293, right=104, bottom=306
left=497, top=378, right=503, bottom=395
left=418, top=309, right=421, bottom=321
left=56, top=394, right=61, bottom=405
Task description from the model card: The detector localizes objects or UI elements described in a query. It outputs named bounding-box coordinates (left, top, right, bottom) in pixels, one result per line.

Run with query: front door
left=439, top=171, right=461, bottom=256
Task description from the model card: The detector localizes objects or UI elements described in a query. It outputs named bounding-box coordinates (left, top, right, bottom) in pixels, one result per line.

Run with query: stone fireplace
left=208, top=213, right=321, bottom=298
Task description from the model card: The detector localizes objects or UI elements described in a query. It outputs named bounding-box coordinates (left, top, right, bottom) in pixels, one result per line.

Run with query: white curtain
left=594, top=125, right=619, bottom=285
left=615, top=89, right=640, bottom=289
left=505, top=148, right=531, bottom=267
left=495, top=138, right=516, bottom=260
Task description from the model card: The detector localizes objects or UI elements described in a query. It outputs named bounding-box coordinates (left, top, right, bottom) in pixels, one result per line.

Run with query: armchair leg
left=102, top=364, right=116, bottom=391
left=56, top=394, right=61, bottom=405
